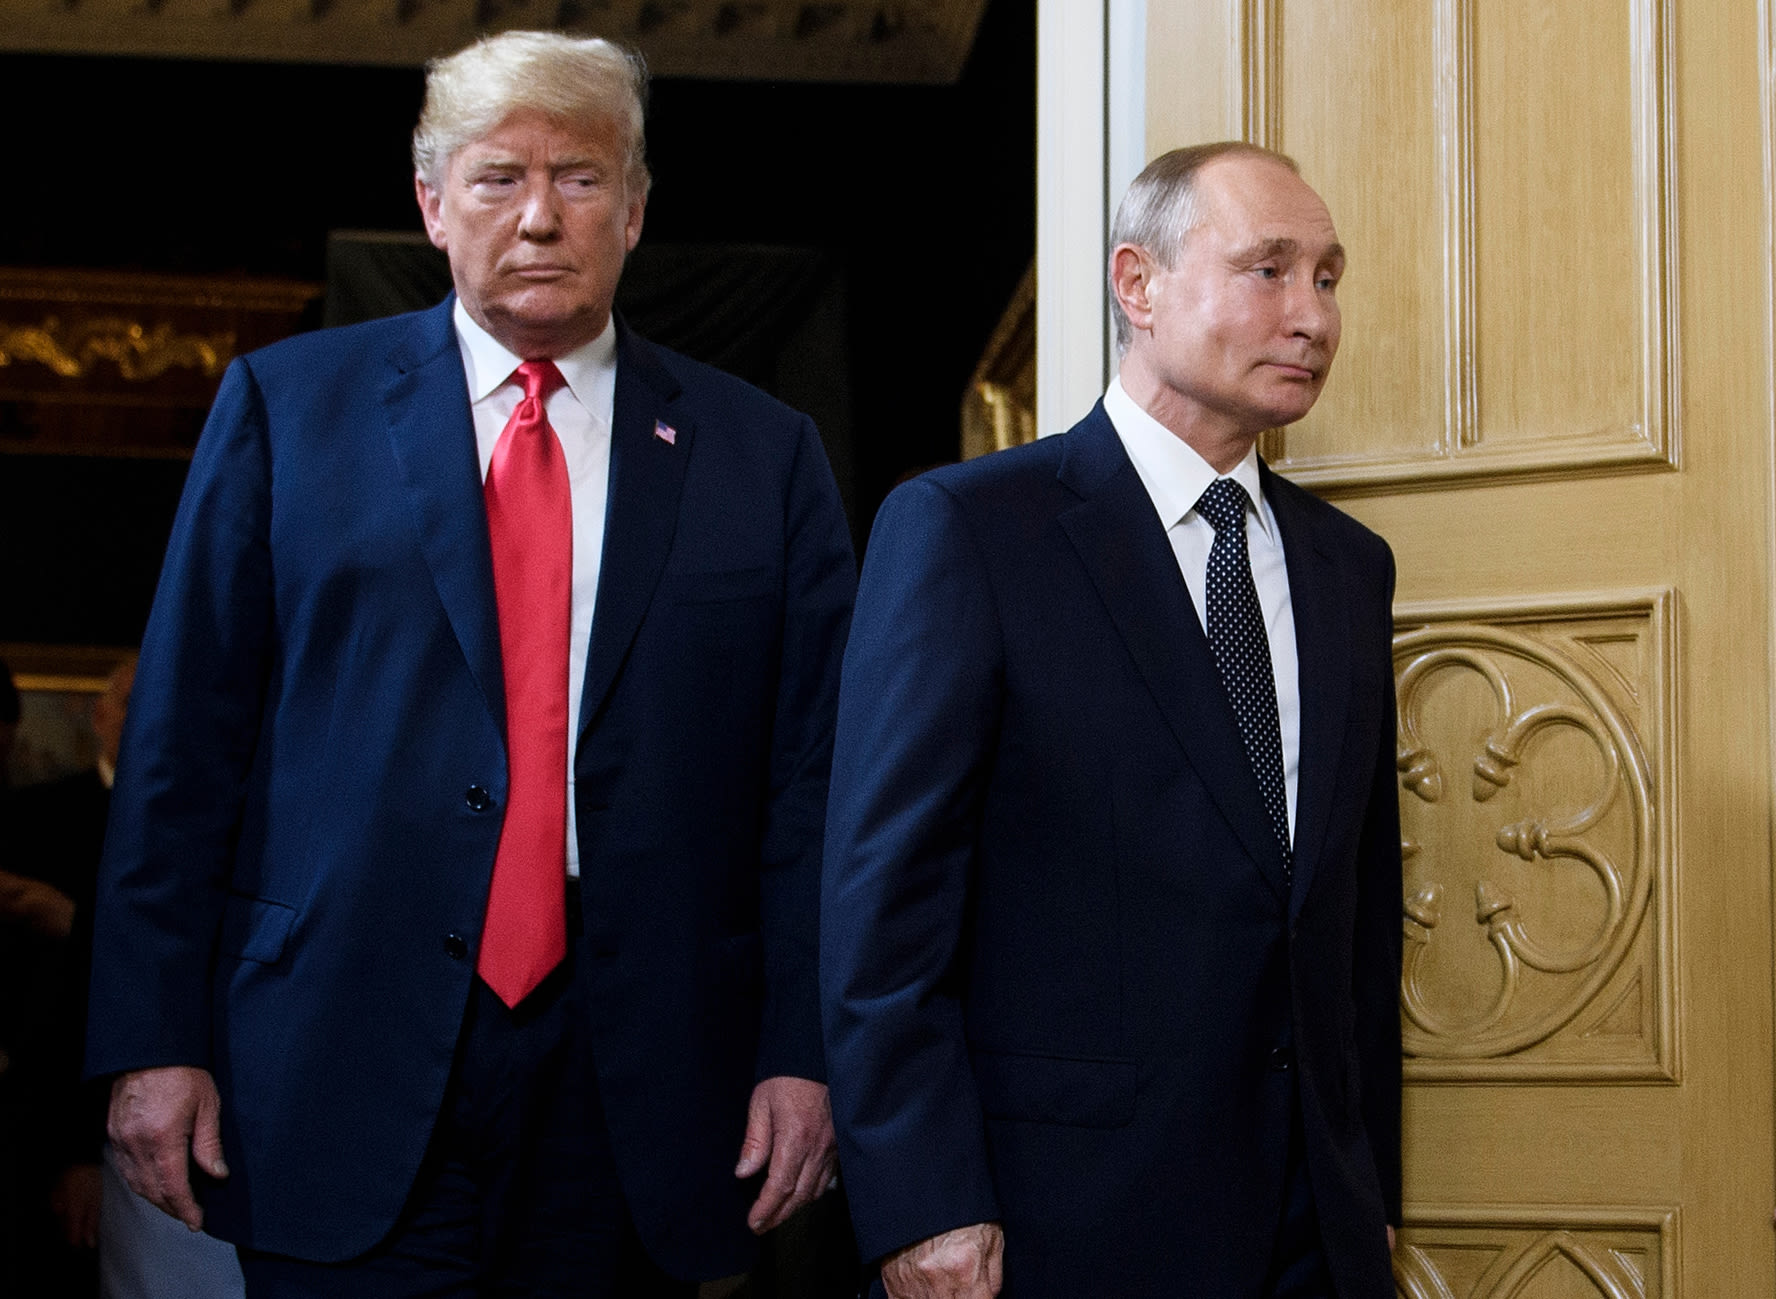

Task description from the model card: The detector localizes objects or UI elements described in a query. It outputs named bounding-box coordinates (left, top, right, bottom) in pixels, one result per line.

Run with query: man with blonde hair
left=87, top=30, right=855, bottom=1296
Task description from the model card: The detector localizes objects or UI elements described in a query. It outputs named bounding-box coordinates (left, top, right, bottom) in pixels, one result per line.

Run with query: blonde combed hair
left=413, top=30, right=651, bottom=192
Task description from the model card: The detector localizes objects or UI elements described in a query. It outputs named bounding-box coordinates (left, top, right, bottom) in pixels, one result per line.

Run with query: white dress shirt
left=453, top=300, right=616, bottom=878
left=1103, top=376, right=1300, bottom=837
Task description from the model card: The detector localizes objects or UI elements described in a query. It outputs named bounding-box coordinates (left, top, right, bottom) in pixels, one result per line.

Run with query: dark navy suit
left=821, top=406, right=1400, bottom=1297
left=86, top=298, right=856, bottom=1278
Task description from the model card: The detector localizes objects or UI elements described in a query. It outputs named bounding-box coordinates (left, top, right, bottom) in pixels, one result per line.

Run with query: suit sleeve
left=753, top=414, right=858, bottom=1084
left=1352, top=543, right=1403, bottom=1224
left=821, top=475, right=1004, bottom=1262
left=86, top=358, right=275, bottom=1078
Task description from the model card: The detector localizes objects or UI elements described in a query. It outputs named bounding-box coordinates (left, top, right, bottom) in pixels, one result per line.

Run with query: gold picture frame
left=960, top=262, right=1036, bottom=461
left=2, top=643, right=136, bottom=786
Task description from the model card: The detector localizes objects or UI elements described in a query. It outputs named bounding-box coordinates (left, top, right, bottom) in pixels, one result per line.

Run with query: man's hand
left=881, top=1222, right=1004, bottom=1299
left=50, top=1163, right=103, bottom=1247
left=733, top=1075, right=838, bottom=1234
left=1388, top=1225, right=1397, bottom=1252
left=0, top=869, right=75, bottom=939
left=108, top=1066, right=229, bottom=1231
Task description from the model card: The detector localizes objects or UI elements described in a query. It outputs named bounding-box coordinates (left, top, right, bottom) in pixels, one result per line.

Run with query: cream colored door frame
left=1035, top=0, right=1147, bottom=435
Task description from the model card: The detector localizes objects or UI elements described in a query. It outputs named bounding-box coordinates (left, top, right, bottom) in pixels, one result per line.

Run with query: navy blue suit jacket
left=822, top=406, right=1401, bottom=1297
left=87, top=298, right=856, bottom=1274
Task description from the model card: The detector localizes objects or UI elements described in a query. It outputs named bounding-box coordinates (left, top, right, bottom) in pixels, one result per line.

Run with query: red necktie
left=478, top=359, right=571, bottom=1008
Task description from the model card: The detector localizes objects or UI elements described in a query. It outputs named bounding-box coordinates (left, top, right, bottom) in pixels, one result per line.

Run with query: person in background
left=4, top=654, right=245, bottom=1299
left=0, top=654, right=22, bottom=1298
left=822, top=143, right=1401, bottom=1299
left=85, top=29, right=854, bottom=1299
left=4, top=659, right=130, bottom=1287
left=0, top=651, right=97, bottom=1297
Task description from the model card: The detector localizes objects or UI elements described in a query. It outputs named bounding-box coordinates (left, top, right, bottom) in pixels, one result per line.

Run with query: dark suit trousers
left=238, top=907, right=696, bottom=1299
left=1261, top=1093, right=1337, bottom=1299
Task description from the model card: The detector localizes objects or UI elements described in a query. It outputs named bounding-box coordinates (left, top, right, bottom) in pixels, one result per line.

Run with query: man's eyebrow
left=460, top=155, right=605, bottom=175
left=1229, top=236, right=1346, bottom=264
left=1231, top=237, right=1299, bottom=262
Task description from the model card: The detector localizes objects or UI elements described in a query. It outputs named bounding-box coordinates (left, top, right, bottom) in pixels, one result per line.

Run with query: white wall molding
left=1038, top=0, right=1145, bottom=435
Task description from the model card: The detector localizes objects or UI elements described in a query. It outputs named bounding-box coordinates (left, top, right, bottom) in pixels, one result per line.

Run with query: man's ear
left=415, top=173, right=448, bottom=253
left=1108, top=244, right=1155, bottom=334
left=623, top=187, right=646, bottom=254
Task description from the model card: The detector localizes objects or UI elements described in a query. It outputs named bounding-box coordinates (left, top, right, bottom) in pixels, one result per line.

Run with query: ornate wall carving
left=1243, top=0, right=1676, bottom=493
left=1393, top=593, right=1674, bottom=1081
left=0, top=318, right=232, bottom=383
left=0, top=0, right=988, bottom=83
left=1395, top=1207, right=1673, bottom=1299
left=0, top=269, right=319, bottom=457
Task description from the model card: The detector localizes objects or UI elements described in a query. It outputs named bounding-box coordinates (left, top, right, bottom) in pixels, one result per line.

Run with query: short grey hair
left=413, top=31, right=651, bottom=193
left=1108, top=141, right=1298, bottom=352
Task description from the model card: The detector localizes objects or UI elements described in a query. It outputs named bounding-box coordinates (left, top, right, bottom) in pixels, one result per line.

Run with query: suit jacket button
left=464, top=785, right=494, bottom=812
left=1269, top=1045, right=1295, bottom=1072
left=444, top=933, right=469, bottom=960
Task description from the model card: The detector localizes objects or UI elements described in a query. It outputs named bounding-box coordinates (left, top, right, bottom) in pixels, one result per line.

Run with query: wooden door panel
left=1225, top=0, right=1677, bottom=490
left=1394, top=593, right=1671, bottom=1081
left=1270, top=0, right=1446, bottom=465
left=1137, top=0, right=1774, bottom=1292
left=1395, top=1209, right=1672, bottom=1299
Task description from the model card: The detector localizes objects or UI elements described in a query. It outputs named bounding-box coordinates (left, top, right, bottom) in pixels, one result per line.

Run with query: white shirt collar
left=451, top=299, right=618, bottom=421
left=1102, top=375, right=1273, bottom=539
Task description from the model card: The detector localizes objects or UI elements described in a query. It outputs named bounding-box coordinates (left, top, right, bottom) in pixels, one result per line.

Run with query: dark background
left=0, top=0, right=1034, bottom=648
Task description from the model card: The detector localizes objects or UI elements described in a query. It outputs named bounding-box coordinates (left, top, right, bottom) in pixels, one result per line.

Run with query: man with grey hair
left=87, top=29, right=855, bottom=1296
left=822, top=142, right=1400, bottom=1297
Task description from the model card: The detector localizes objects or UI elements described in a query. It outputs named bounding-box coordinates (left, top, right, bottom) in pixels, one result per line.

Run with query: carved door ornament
left=1392, top=608, right=1666, bottom=1076
left=1394, top=1219, right=1665, bottom=1299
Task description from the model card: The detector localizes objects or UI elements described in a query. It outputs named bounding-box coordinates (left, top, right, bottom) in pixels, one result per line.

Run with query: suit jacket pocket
left=970, top=1048, right=1138, bottom=1128
left=218, top=895, right=297, bottom=964
left=667, top=565, right=776, bottom=605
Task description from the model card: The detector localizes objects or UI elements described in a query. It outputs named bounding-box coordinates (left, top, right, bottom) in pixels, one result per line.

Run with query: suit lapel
left=577, top=320, right=691, bottom=739
left=1263, top=466, right=1351, bottom=919
left=383, top=298, right=506, bottom=736
left=1057, top=407, right=1288, bottom=903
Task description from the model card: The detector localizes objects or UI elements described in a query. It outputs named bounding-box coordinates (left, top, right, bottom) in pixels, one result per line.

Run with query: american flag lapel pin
left=653, top=420, right=678, bottom=446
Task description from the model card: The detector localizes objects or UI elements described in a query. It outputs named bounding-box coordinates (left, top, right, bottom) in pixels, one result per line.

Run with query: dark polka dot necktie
left=1195, top=478, right=1292, bottom=878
